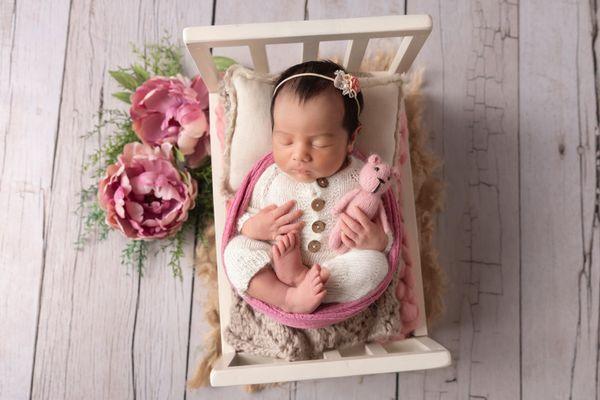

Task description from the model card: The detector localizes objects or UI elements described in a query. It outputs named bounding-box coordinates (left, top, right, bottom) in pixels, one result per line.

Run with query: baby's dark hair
left=269, top=60, right=364, bottom=137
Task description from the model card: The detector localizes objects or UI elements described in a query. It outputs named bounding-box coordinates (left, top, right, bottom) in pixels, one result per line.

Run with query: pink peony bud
left=130, top=75, right=210, bottom=168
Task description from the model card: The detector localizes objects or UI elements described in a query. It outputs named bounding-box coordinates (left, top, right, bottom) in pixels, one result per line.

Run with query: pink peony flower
left=130, top=75, right=210, bottom=168
left=98, top=142, right=198, bottom=239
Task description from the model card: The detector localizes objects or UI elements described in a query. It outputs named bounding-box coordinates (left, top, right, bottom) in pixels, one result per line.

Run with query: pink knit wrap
left=220, top=149, right=419, bottom=330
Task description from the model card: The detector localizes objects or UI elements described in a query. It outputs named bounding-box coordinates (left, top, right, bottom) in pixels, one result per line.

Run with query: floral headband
left=272, top=69, right=362, bottom=115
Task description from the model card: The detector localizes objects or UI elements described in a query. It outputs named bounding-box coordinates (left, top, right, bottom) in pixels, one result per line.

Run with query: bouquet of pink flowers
left=77, top=39, right=234, bottom=277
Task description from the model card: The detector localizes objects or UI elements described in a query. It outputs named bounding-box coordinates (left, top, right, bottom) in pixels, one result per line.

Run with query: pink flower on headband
left=350, top=76, right=361, bottom=93
left=333, top=70, right=361, bottom=98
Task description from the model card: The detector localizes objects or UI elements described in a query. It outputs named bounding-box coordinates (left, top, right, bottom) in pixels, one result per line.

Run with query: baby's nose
left=292, top=146, right=311, bottom=161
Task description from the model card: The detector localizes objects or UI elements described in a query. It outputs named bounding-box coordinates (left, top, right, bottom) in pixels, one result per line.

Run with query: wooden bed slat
left=365, top=342, right=389, bottom=356
left=343, top=38, right=369, bottom=72
left=210, top=337, right=451, bottom=386
left=387, top=33, right=428, bottom=74
left=249, top=44, right=269, bottom=73
left=186, top=43, right=220, bottom=92
left=323, top=350, right=343, bottom=360
left=302, top=41, right=319, bottom=62
left=184, top=14, right=433, bottom=92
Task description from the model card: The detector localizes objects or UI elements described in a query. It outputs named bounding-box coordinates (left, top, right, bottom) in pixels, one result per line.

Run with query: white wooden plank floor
left=1, top=1, right=598, bottom=399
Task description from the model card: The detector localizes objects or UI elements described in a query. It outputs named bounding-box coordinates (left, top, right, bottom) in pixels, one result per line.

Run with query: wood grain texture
left=0, top=1, right=71, bottom=399
left=25, top=0, right=212, bottom=399
left=521, top=1, right=599, bottom=399
left=402, top=1, right=520, bottom=399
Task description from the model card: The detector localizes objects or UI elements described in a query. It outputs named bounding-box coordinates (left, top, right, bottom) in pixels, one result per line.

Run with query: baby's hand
left=241, top=200, right=305, bottom=241
left=332, top=205, right=344, bottom=216
left=339, top=205, right=388, bottom=252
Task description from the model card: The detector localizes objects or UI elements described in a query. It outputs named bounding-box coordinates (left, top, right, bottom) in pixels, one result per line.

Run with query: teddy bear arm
left=333, top=188, right=361, bottom=214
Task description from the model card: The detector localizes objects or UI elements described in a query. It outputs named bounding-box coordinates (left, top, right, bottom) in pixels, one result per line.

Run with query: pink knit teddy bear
left=328, top=153, right=394, bottom=254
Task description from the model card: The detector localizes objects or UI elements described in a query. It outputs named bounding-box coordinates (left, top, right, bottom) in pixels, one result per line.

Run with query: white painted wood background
left=1, top=0, right=598, bottom=399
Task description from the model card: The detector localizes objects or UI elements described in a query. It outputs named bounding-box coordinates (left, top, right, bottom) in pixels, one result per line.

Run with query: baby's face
left=272, top=88, right=356, bottom=183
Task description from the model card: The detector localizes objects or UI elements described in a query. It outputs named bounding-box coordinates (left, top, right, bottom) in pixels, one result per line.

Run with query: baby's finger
left=271, top=200, right=296, bottom=219
left=352, top=205, right=374, bottom=228
left=340, top=220, right=358, bottom=240
left=340, top=212, right=363, bottom=233
left=263, top=204, right=278, bottom=212
left=275, top=209, right=303, bottom=226
left=288, top=231, right=296, bottom=248
left=341, top=232, right=356, bottom=248
left=277, top=221, right=305, bottom=235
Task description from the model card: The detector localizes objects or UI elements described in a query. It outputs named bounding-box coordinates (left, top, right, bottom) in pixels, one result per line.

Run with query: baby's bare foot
left=283, top=264, right=327, bottom=313
left=272, top=231, right=306, bottom=286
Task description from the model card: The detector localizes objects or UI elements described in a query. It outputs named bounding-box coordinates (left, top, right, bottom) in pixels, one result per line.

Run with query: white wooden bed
left=183, top=14, right=451, bottom=387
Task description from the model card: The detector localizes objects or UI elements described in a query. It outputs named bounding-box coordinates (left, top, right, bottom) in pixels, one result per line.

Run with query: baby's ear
left=368, top=154, right=381, bottom=164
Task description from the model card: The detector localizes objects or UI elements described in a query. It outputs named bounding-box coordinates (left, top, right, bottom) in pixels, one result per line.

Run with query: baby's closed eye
left=277, top=139, right=293, bottom=146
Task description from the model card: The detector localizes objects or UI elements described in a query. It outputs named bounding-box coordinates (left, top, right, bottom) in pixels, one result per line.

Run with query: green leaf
left=112, top=91, right=132, bottom=104
left=174, top=147, right=185, bottom=163
left=180, top=170, right=190, bottom=185
left=131, top=35, right=183, bottom=77
left=120, top=239, right=149, bottom=276
left=173, top=147, right=187, bottom=172
left=131, top=64, right=150, bottom=85
left=109, top=69, right=139, bottom=91
left=212, top=56, right=237, bottom=72
left=167, top=231, right=185, bottom=280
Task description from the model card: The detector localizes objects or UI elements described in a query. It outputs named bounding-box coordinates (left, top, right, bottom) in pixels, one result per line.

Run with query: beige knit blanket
left=188, top=57, right=446, bottom=392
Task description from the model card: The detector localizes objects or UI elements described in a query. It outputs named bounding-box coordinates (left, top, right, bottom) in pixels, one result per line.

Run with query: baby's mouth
left=293, top=167, right=311, bottom=175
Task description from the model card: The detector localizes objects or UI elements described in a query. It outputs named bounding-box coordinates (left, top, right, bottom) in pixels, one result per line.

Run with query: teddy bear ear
left=368, top=154, right=381, bottom=164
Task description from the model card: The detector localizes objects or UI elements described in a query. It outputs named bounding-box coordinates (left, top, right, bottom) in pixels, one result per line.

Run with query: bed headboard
left=183, top=14, right=432, bottom=92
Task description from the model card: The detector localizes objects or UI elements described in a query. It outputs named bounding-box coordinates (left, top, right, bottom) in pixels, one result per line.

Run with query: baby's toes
left=275, top=237, right=287, bottom=255
left=282, top=234, right=290, bottom=249
left=307, top=264, right=321, bottom=280
left=312, top=273, right=323, bottom=286
left=315, top=288, right=327, bottom=300
left=313, top=281, right=324, bottom=294
left=272, top=244, right=281, bottom=259
left=287, top=231, right=296, bottom=248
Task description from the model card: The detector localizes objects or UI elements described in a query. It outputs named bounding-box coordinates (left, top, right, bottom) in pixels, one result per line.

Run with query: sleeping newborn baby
left=224, top=60, right=393, bottom=314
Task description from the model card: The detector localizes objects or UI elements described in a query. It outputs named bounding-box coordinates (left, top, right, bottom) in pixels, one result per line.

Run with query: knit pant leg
left=321, top=249, right=389, bottom=303
left=223, top=234, right=273, bottom=295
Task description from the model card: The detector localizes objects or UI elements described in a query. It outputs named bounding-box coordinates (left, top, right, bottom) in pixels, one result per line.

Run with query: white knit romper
left=223, top=154, right=393, bottom=304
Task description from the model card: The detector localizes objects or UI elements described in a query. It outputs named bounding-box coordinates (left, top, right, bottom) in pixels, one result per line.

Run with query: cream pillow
left=218, top=64, right=407, bottom=195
